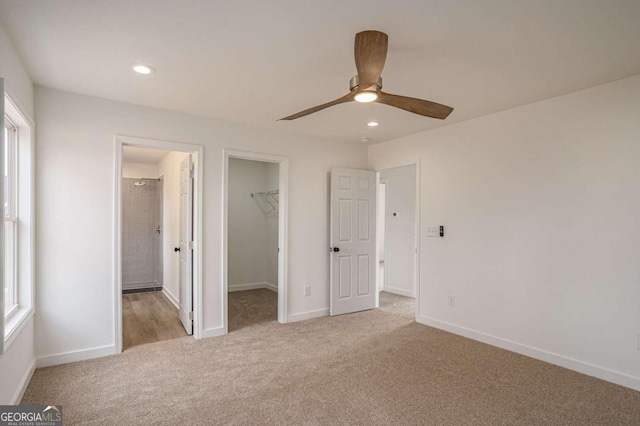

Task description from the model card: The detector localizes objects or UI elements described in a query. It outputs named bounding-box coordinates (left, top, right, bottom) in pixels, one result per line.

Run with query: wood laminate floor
left=122, top=291, right=188, bottom=350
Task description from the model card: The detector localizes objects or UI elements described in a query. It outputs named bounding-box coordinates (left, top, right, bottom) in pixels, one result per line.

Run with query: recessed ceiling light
left=354, top=91, right=378, bottom=103
left=132, top=64, right=156, bottom=75
left=367, top=121, right=379, bottom=127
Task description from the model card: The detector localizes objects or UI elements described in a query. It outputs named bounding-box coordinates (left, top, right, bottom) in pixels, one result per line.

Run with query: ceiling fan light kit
left=354, top=92, right=378, bottom=103
left=351, top=75, right=382, bottom=102
left=279, top=30, right=453, bottom=121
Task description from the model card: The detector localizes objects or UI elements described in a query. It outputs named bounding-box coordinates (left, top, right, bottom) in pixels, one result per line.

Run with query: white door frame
left=375, top=160, right=421, bottom=320
left=114, top=135, right=205, bottom=352
left=222, top=149, right=289, bottom=331
left=376, top=177, right=389, bottom=309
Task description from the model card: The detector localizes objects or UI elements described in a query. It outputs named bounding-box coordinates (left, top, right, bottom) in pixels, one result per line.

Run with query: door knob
left=332, top=247, right=340, bottom=252
left=174, top=247, right=180, bottom=252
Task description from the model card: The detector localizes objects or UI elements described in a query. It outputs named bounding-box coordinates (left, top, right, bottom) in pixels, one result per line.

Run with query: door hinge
left=188, top=311, right=194, bottom=321
left=189, top=241, right=195, bottom=250
left=189, top=168, right=195, bottom=179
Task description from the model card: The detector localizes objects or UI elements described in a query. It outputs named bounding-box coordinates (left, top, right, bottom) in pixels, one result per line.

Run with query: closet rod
left=251, top=189, right=279, bottom=214
left=251, top=189, right=279, bottom=197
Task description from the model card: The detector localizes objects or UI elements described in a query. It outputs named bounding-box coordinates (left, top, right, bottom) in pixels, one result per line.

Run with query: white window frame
left=2, top=90, right=35, bottom=351
left=3, top=117, right=18, bottom=319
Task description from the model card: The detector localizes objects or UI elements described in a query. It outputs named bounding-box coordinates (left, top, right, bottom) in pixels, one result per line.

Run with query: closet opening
left=222, top=150, right=289, bottom=333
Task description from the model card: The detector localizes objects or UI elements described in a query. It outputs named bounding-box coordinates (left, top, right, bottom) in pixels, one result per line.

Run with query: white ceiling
left=122, top=146, right=170, bottom=165
left=1, top=0, right=639, bottom=144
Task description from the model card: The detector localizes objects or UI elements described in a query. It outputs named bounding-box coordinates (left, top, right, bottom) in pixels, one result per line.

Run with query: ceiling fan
left=279, top=30, right=453, bottom=121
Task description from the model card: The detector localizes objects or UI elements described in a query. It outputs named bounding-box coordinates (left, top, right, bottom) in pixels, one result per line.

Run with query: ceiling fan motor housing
left=350, top=75, right=383, bottom=92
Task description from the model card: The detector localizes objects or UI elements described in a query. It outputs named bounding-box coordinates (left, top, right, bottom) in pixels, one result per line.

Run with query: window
left=3, top=118, right=17, bottom=318
left=2, top=90, right=34, bottom=350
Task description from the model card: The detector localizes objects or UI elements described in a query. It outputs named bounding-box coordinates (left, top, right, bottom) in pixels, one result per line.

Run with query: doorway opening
left=222, top=150, right=289, bottom=333
left=114, top=136, right=204, bottom=352
left=376, top=164, right=418, bottom=319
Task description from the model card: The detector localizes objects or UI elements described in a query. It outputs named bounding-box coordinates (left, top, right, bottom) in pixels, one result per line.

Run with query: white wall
left=0, top=21, right=35, bottom=404
left=158, top=151, right=188, bottom=306
left=379, top=165, right=416, bottom=297
left=369, top=74, right=640, bottom=390
left=0, top=319, right=34, bottom=404
left=0, top=23, right=33, bottom=116
left=122, top=162, right=159, bottom=179
left=35, top=87, right=367, bottom=363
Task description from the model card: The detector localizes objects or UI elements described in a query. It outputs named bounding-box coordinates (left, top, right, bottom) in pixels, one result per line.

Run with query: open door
left=0, top=78, right=4, bottom=355
left=178, top=154, right=194, bottom=334
left=330, top=168, right=377, bottom=316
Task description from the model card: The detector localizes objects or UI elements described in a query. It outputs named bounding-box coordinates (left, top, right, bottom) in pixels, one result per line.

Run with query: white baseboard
left=11, top=359, right=35, bottom=405
left=228, top=282, right=278, bottom=293
left=417, top=315, right=640, bottom=392
left=36, top=345, right=117, bottom=368
left=200, top=327, right=225, bottom=339
left=162, top=289, right=179, bottom=309
left=287, top=308, right=329, bottom=323
left=383, top=286, right=415, bottom=298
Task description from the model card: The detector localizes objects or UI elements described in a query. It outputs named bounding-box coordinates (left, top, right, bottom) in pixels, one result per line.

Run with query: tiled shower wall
left=122, top=178, right=163, bottom=291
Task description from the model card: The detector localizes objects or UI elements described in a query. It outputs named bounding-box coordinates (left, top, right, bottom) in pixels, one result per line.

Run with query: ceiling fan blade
left=278, top=92, right=354, bottom=120
left=354, top=30, right=388, bottom=90
left=376, top=91, right=454, bottom=119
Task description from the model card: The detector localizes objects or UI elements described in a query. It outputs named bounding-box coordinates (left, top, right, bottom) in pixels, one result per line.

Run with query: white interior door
left=179, top=154, right=194, bottom=334
left=330, top=168, right=377, bottom=316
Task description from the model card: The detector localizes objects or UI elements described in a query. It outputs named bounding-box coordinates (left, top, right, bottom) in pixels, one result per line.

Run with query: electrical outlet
left=427, top=227, right=440, bottom=237
left=448, top=295, right=455, bottom=307
left=304, top=286, right=311, bottom=297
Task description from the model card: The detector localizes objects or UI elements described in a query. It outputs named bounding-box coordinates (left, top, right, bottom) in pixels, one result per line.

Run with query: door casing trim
left=221, top=149, right=289, bottom=332
left=114, top=135, right=204, bottom=352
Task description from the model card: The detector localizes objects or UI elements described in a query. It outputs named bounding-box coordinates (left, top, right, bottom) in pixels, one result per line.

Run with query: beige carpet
left=228, top=288, right=278, bottom=332
left=379, top=291, right=416, bottom=319
left=22, top=307, right=640, bottom=425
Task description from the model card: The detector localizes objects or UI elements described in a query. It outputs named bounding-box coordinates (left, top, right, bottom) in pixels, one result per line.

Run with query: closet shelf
left=251, top=190, right=279, bottom=214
